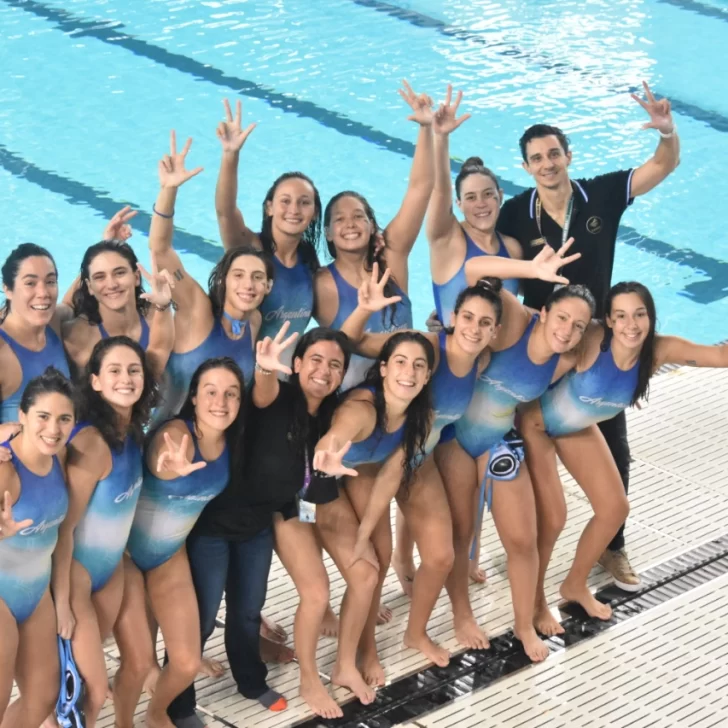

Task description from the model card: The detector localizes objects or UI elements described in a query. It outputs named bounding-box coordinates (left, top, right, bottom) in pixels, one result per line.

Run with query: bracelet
left=154, top=301, right=172, bottom=312
left=153, top=204, right=174, bottom=219
left=658, top=124, right=677, bottom=139
left=255, top=362, right=273, bottom=376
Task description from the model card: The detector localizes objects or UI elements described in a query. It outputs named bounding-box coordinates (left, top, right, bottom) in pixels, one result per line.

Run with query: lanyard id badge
left=534, top=194, right=574, bottom=249
left=297, top=445, right=316, bottom=523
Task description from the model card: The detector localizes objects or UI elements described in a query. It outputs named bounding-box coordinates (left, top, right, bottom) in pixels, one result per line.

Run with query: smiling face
left=450, top=295, right=499, bottom=356
left=86, top=251, right=140, bottom=312
left=456, top=173, right=501, bottom=233
left=192, top=367, right=242, bottom=433
left=19, top=391, right=75, bottom=456
left=380, top=341, right=431, bottom=404
left=523, top=135, right=572, bottom=190
left=607, top=292, right=652, bottom=351
left=294, top=340, right=346, bottom=402
left=325, top=195, right=374, bottom=255
left=223, top=254, right=271, bottom=315
left=265, top=177, right=317, bottom=239
left=541, top=296, right=591, bottom=354
left=3, top=256, right=58, bottom=327
left=91, top=344, right=144, bottom=411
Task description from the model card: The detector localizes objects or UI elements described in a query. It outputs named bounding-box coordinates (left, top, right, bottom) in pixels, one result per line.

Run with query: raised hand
left=631, top=81, right=674, bottom=135
left=313, top=440, right=359, bottom=478
left=156, top=433, right=207, bottom=477
left=139, top=252, right=175, bottom=308
left=432, top=84, right=471, bottom=136
left=103, top=206, right=138, bottom=242
left=357, top=262, right=403, bottom=314
left=217, top=98, right=257, bottom=153
left=158, top=131, right=204, bottom=189
left=398, top=80, right=434, bottom=126
left=531, top=238, right=581, bottom=284
left=0, top=490, right=33, bottom=541
left=255, top=320, right=299, bottom=376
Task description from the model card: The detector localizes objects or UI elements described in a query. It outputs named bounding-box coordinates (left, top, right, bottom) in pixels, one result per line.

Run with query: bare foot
left=143, top=663, right=161, bottom=695
left=145, top=708, right=176, bottom=728
left=533, top=602, right=565, bottom=637
left=560, top=582, right=612, bottom=620
left=453, top=613, right=490, bottom=650
left=199, top=657, right=225, bottom=678
left=331, top=665, right=377, bottom=705
left=359, top=649, right=386, bottom=687
left=514, top=625, right=550, bottom=663
left=392, top=554, right=415, bottom=598
left=376, top=604, right=393, bottom=625
left=320, top=604, right=339, bottom=637
left=260, top=634, right=295, bottom=664
left=261, top=615, right=287, bottom=644
left=403, top=630, right=450, bottom=667
left=300, top=677, right=343, bottom=719
left=469, top=561, right=487, bottom=584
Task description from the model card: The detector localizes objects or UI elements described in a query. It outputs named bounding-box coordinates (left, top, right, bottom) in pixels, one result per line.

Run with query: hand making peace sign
left=103, top=206, right=138, bottom=242
left=255, top=321, right=300, bottom=376
left=138, top=252, right=175, bottom=309
left=631, top=81, right=674, bottom=136
left=357, top=262, right=403, bottom=314
left=158, top=130, right=204, bottom=189
left=531, top=238, right=582, bottom=285
left=432, top=84, right=471, bottom=136
left=217, top=98, right=257, bottom=153
left=156, top=433, right=207, bottom=477
left=0, top=491, right=33, bottom=541
left=398, top=80, right=434, bottom=127
left=313, top=440, right=359, bottom=478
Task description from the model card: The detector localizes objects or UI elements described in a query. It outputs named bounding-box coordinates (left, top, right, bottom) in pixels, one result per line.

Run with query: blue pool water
left=1, top=0, right=726, bottom=342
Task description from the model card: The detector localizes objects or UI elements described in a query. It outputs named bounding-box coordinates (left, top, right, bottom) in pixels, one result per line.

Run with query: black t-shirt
left=194, top=380, right=338, bottom=540
left=497, top=170, right=634, bottom=318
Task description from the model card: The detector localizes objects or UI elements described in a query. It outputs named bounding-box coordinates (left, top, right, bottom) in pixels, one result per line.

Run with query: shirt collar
left=529, top=180, right=588, bottom=219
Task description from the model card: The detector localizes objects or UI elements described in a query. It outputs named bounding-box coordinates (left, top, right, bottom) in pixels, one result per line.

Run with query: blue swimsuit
left=424, top=331, right=478, bottom=454
left=540, top=343, right=639, bottom=438
left=259, top=255, right=314, bottom=369
left=0, top=327, right=70, bottom=423
left=327, top=263, right=413, bottom=389
left=342, top=391, right=405, bottom=467
left=99, top=315, right=150, bottom=350
left=161, top=318, right=254, bottom=419
left=455, top=313, right=559, bottom=459
left=126, top=422, right=230, bottom=572
left=0, top=445, right=68, bottom=623
left=69, top=426, right=143, bottom=592
left=433, top=230, right=518, bottom=326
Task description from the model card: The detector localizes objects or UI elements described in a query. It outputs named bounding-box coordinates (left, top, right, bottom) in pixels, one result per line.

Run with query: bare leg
left=392, top=504, right=415, bottom=598
left=397, top=456, right=453, bottom=667
left=0, top=600, right=19, bottom=725
left=557, top=427, right=630, bottom=620
left=274, top=514, right=341, bottom=720
left=469, top=491, right=486, bottom=584
left=436, top=440, right=489, bottom=650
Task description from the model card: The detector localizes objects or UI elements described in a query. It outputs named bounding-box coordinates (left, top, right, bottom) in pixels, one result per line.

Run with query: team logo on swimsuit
left=586, top=216, right=603, bottom=234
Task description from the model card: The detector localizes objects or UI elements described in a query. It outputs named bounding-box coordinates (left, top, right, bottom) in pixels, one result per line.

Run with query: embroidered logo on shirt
left=586, top=216, right=603, bottom=234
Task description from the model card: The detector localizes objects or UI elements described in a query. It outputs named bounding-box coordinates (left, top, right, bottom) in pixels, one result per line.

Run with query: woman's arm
left=138, top=255, right=175, bottom=379
left=655, top=336, right=728, bottom=370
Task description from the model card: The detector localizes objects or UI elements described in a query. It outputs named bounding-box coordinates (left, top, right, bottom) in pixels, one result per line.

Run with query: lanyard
left=535, top=193, right=574, bottom=249
left=301, top=445, right=312, bottom=497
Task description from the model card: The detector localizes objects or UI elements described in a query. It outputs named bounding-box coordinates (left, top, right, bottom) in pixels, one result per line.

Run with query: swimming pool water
left=1, top=0, right=726, bottom=342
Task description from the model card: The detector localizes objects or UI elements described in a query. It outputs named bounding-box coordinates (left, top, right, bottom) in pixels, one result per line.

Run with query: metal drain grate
left=294, top=534, right=728, bottom=728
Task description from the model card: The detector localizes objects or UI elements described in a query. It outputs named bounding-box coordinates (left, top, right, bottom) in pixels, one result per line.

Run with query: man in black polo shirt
left=497, top=82, right=680, bottom=591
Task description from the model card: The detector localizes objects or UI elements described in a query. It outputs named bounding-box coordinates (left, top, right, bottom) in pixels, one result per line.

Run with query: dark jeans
left=597, top=410, right=630, bottom=552
left=167, top=526, right=274, bottom=720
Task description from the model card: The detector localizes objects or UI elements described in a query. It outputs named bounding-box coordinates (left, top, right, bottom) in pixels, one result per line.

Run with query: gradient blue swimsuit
left=161, top=318, right=254, bottom=419
left=259, top=255, right=314, bottom=369
left=342, top=391, right=405, bottom=467
left=99, top=316, right=150, bottom=350
left=0, top=327, right=70, bottom=423
left=424, top=331, right=478, bottom=455
left=327, top=263, right=413, bottom=389
left=127, top=422, right=230, bottom=572
left=540, top=344, right=639, bottom=437
left=69, top=425, right=143, bottom=592
left=455, top=314, right=559, bottom=458
left=0, top=446, right=68, bottom=623
left=433, top=230, right=518, bottom=325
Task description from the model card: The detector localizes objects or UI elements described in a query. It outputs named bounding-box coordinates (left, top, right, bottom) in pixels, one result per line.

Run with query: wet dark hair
left=78, top=336, right=157, bottom=450
left=519, top=124, right=570, bottom=162
left=260, top=172, right=322, bottom=274
left=208, top=246, right=275, bottom=319
left=445, top=277, right=504, bottom=334
left=324, top=191, right=399, bottom=327
left=454, top=157, right=500, bottom=201
left=604, top=281, right=657, bottom=406
left=544, top=284, right=596, bottom=317
left=287, top=327, right=352, bottom=455
left=19, top=366, right=75, bottom=417
left=1, top=243, right=58, bottom=321
left=361, top=331, right=435, bottom=494
left=72, top=241, right=148, bottom=325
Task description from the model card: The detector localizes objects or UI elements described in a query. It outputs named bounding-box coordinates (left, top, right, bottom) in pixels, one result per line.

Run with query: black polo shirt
left=497, top=170, right=634, bottom=318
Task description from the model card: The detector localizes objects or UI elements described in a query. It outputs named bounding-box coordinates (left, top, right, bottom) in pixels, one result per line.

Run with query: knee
left=613, top=495, right=630, bottom=524
left=347, top=560, right=378, bottom=594
left=421, top=544, right=455, bottom=574
left=169, top=649, right=201, bottom=683
left=85, top=673, right=111, bottom=714
left=505, top=528, right=538, bottom=559
left=540, top=503, right=567, bottom=539
left=298, top=580, right=330, bottom=615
